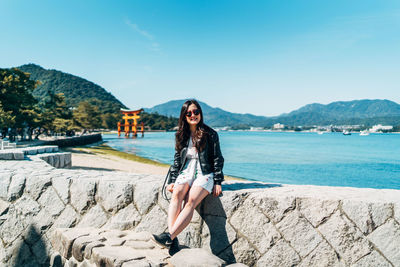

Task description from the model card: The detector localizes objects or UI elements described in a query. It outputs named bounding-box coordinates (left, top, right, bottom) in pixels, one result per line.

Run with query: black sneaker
left=152, top=232, right=173, bottom=248
left=169, top=237, right=180, bottom=256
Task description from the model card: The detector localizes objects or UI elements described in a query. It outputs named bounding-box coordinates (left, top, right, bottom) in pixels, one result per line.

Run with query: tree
left=0, top=102, right=15, bottom=129
left=138, top=112, right=178, bottom=130
left=73, top=101, right=102, bottom=132
left=38, top=91, right=74, bottom=136
left=0, top=68, right=39, bottom=140
left=101, top=113, right=120, bottom=129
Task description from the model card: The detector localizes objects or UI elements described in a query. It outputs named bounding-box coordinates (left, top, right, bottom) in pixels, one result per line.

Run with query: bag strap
left=161, top=167, right=172, bottom=202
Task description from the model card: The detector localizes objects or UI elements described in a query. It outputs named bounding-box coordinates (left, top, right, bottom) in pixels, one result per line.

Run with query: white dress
left=174, top=138, right=214, bottom=193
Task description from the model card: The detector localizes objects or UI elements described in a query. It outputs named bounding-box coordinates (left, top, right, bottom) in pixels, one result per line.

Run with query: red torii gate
left=117, top=109, right=144, bottom=137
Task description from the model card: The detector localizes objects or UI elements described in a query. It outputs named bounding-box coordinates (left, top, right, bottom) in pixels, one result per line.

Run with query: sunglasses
left=186, top=109, right=200, bottom=117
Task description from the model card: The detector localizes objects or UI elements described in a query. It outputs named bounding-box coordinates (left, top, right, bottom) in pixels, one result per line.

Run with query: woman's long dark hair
left=175, top=99, right=208, bottom=152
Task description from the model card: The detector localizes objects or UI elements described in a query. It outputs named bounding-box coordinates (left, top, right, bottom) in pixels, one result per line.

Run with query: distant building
left=369, top=124, right=393, bottom=132
left=214, top=126, right=230, bottom=131
left=250, top=127, right=263, bottom=131
left=273, top=123, right=285, bottom=130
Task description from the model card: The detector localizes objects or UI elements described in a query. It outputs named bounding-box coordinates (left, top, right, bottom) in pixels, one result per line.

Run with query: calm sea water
left=103, top=132, right=400, bottom=190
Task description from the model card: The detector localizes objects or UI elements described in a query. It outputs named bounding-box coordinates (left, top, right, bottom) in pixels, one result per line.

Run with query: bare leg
left=168, top=183, right=190, bottom=233
left=170, top=186, right=209, bottom=239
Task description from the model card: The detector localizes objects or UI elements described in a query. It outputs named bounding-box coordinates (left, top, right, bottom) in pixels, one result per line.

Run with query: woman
left=153, top=99, right=224, bottom=250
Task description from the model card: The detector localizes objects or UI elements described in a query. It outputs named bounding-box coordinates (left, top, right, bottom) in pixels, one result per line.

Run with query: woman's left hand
left=213, top=185, right=222, bottom=197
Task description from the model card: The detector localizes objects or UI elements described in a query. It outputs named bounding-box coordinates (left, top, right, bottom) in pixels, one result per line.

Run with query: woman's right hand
left=167, top=183, right=174, bottom=193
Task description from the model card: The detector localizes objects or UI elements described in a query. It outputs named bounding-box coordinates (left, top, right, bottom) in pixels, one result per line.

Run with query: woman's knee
left=171, top=186, right=188, bottom=202
left=184, top=198, right=197, bottom=210
left=170, top=193, right=183, bottom=203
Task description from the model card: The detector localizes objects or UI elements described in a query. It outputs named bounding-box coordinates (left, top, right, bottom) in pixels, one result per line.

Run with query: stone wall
left=39, top=133, right=102, bottom=147
left=1, top=156, right=400, bottom=266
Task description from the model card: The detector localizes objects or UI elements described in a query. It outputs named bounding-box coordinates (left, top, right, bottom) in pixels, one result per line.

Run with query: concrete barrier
left=41, top=133, right=102, bottom=147
left=1, top=157, right=399, bottom=266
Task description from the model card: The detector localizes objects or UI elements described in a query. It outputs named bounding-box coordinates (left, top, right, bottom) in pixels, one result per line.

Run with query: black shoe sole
left=152, top=234, right=172, bottom=248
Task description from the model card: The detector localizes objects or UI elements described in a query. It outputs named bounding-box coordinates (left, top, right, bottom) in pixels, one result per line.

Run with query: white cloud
left=125, top=18, right=154, bottom=40
left=125, top=18, right=162, bottom=53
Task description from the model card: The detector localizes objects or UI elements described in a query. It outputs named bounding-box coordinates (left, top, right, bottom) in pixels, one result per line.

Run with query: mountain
left=279, top=99, right=400, bottom=126
left=146, top=99, right=400, bottom=127
left=284, top=99, right=400, bottom=119
left=145, top=99, right=273, bottom=127
left=17, top=64, right=127, bottom=111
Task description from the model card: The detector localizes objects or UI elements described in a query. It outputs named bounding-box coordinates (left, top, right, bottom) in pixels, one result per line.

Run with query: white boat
left=343, top=130, right=351, bottom=135
left=317, top=131, right=324, bottom=135
left=360, top=131, right=370, bottom=136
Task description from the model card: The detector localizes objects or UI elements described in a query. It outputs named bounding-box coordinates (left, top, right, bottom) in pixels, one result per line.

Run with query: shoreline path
left=69, top=147, right=169, bottom=175
left=67, top=144, right=242, bottom=181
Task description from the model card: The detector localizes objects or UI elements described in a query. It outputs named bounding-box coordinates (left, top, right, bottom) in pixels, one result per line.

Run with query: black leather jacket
left=168, top=126, right=224, bottom=185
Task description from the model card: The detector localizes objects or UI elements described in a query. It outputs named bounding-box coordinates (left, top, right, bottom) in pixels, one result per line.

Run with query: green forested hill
left=17, top=63, right=127, bottom=112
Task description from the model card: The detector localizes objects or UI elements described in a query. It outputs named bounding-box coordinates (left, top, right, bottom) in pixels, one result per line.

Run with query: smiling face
left=186, top=104, right=201, bottom=127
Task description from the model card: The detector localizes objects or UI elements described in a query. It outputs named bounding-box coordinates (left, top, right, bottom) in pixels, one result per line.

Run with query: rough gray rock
left=0, top=172, right=12, bottom=199
left=2, top=154, right=400, bottom=266
left=157, top=188, right=170, bottom=213
left=70, top=179, right=97, bottom=214
left=226, top=264, right=248, bottom=267
left=176, top=222, right=201, bottom=248
left=276, top=210, right=322, bottom=257
left=7, top=173, right=26, bottom=201
left=0, top=206, right=27, bottom=244
left=251, top=192, right=296, bottom=223
left=11, top=194, right=40, bottom=219
left=169, top=248, right=225, bottom=267
left=135, top=205, right=167, bottom=234
left=0, top=241, right=5, bottom=265
left=394, top=203, right=400, bottom=224
left=204, top=191, right=248, bottom=218
left=318, top=210, right=372, bottom=265
left=368, top=219, right=400, bottom=264
left=230, top=238, right=260, bottom=266
left=77, top=204, right=109, bottom=228
left=32, top=208, right=54, bottom=233
left=37, top=186, right=65, bottom=217
left=229, top=197, right=280, bottom=254
left=84, top=241, right=105, bottom=260
left=122, top=260, right=151, bottom=266
left=91, top=246, right=148, bottom=266
left=298, top=240, right=343, bottom=267
left=256, top=239, right=300, bottom=267
left=25, top=174, right=52, bottom=201
left=298, top=197, right=339, bottom=227
left=51, top=228, right=94, bottom=258
left=52, top=204, right=80, bottom=229
left=52, top=175, right=72, bottom=205
left=72, top=233, right=106, bottom=261
left=352, top=250, right=392, bottom=267
left=342, top=200, right=392, bottom=234
left=0, top=198, right=9, bottom=215
left=123, top=231, right=152, bottom=242
left=133, top=178, right=159, bottom=215
left=103, top=204, right=141, bottom=230
left=96, top=180, right=133, bottom=214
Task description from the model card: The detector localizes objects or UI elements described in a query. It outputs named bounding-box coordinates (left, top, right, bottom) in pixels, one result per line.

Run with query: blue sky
left=1, top=0, right=399, bottom=116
